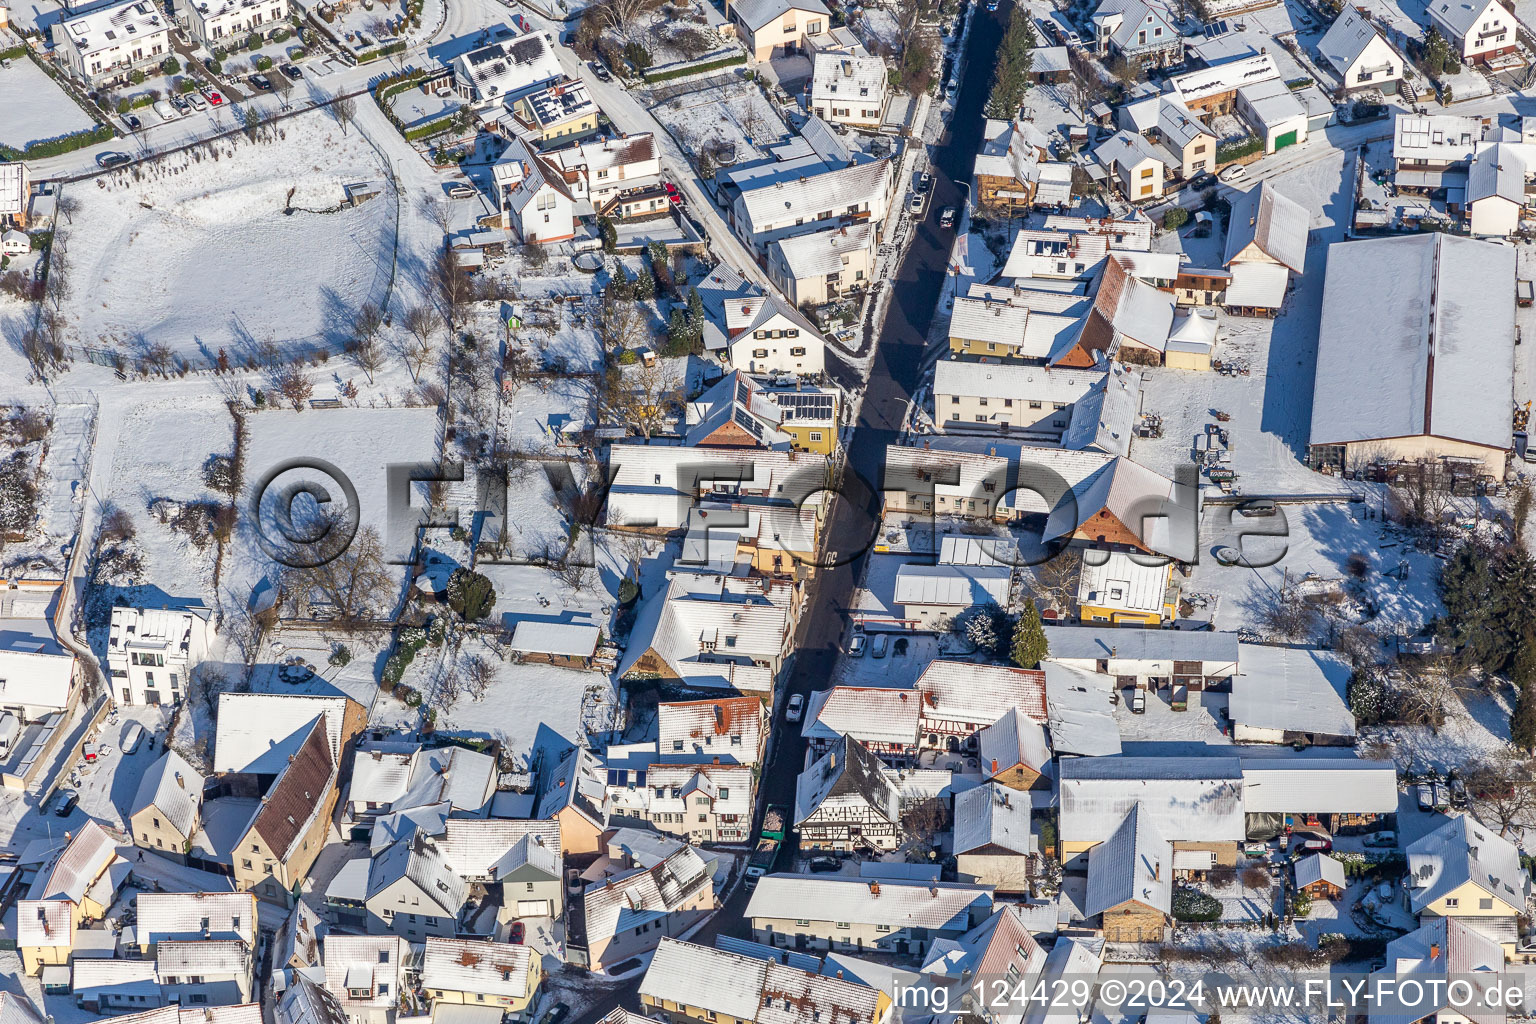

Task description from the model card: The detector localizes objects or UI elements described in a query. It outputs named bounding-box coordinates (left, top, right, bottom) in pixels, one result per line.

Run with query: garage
left=516, top=899, right=551, bottom=917
left=1275, top=129, right=1298, bottom=149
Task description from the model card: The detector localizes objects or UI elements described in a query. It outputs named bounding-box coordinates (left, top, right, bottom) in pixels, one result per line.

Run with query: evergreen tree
left=1512, top=628, right=1536, bottom=751
left=1011, top=601, right=1048, bottom=668
left=1437, top=541, right=1536, bottom=675
left=984, top=9, right=1037, bottom=120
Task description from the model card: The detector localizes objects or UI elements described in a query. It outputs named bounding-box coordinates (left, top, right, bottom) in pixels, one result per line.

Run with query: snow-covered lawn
left=61, top=109, right=396, bottom=361
left=653, top=82, right=792, bottom=171
left=0, top=399, right=94, bottom=580
left=0, top=58, right=95, bottom=149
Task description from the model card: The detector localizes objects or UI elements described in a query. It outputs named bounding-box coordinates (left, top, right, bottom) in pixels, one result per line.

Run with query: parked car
left=153, top=100, right=178, bottom=121
left=448, top=183, right=477, bottom=198
left=908, top=190, right=926, bottom=215
left=171, top=94, right=190, bottom=112
left=53, top=791, right=78, bottom=816
left=917, top=171, right=933, bottom=193
left=1129, top=688, right=1146, bottom=714
left=121, top=721, right=146, bottom=754
left=186, top=93, right=207, bottom=111
left=1218, top=163, right=1248, bottom=183
left=97, top=152, right=131, bottom=169
left=664, top=181, right=683, bottom=205
left=871, top=633, right=890, bottom=658
left=848, top=635, right=868, bottom=657
left=1363, top=830, right=1398, bottom=848
left=938, top=206, right=957, bottom=228
left=206, top=90, right=224, bottom=106
left=540, top=1004, right=570, bottom=1024
left=786, top=693, right=805, bottom=722
left=124, top=114, right=142, bottom=130
left=807, top=855, right=840, bottom=872
left=1238, top=499, right=1277, bottom=517
left=250, top=73, right=272, bottom=91
left=509, top=921, right=525, bottom=944
left=1449, top=775, right=1469, bottom=807
left=589, top=60, right=611, bottom=82
left=281, top=63, right=302, bottom=80
left=1416, top=783, right=1434, bottom=811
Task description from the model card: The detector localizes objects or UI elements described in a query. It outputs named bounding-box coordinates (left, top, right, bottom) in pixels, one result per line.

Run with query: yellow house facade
left=1077, top=551, right=1177, bottom=627
left=423, top=938, right=542, bottom=1018
left=726, top=0, right=829, bottom=60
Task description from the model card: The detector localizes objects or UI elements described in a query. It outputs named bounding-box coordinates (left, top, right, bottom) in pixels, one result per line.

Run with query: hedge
left=355, top=39, right=407, bottom=63
left=642, top=51, right=747, bottom=83
left=0, top=122, right=114, bottom=161
left=0, top=43, right=27, bottom=62
left=1171, top=887, right=1223, bottom=922
left=405, top=115, right=457, bottom=141
left=1216, top=135, right=1263, bottom=163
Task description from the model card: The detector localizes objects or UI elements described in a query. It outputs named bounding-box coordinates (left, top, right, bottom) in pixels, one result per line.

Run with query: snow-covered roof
left=1427, top=0, right=1501, bottom=39
left=736, top=158, right=892, bottom=236
left=657, top=697, right=764, bottom=763
left=1042, top=662, right=1122, bottom=756
left=1467, top=141, right=1532, bottom=207
left=394, top=745, right=496, bottom=817
left=893, top=563, right=1011, bottom=608
left=1043, top=625, right=1240, bottom=663
left=367, top=835, right=467, bottom=917
left=214, top=692, right=354, bottom=774
left=745, top=873, right=990, bottom=931
left=1237, top=76, right=1308, bottom=128
left=810, top=52, right=887, bottom=103
left=770, top=222, right=874, bottom=281
left=933, top=360, right=1104, bottom=405
left=350, top=749, right=414, bottom=807
left=437, top=818, right=561, bottom=879
left=1239, top=757, right=1399, bottom=813
left=137, top=891, right=256, bottom=946
left=639, top=938, right=885, bottom=1024
left=1228, top=644, right=1355, bottom=738
left=421, top=938, right=534, bottom=999
left=604, top=438, right=826, bottom=532
left=801, top=685, right=921, bottom=746
left=1371, top=918, right=1506, bottom=1024
left=916, top=660, right=1049, bottom=724
left=1310, top=232, right=1516, bottom=452
left=1393, top=113, right=1485, bottom=165
left=1062, top=363, right=1140, bottom=458
left=0, top=617, right=74, bottom=711
left=1169, top=53, right=1280, bottom=103
left=1295, top=851, right=1346, bottom=890
left=508, top=621, right=600, bottom=658
left=130, top=749, right=204, bottom=839
left=616, top=571, right=793, bottom=684
left=1407, top=815, right=1528, bottom=915
left=72, top=958, right=157, bottom=1000
left=1086, top=805, right=1171, bottom=916
left=729, top=0, right=829, bottom=28
left=158, top=938, right=249, bottom=977
left=640, top=939, right=767, bottom=1021
left=1096, top=130, right=1168, bottom=177
left=59, top=0, right=167, bottom=57
left=277, top=974, right=347, bottom=1024
left=794, top=735, right=899, bottom=827
left=30, top=819, right=119, bottom=904
left=1060, top=756, right=1244, bottom=845
left=0, top=163, right=28, bottom=217
left=454, top=30, right=562, bottom=101
left=1224, top=182, right=1308, bottom=273
left=1067, top=254, right=1175, bottom=360
left=977, top=706, right=1051, bottom=779
left=17, top=899, right=73, bottom=948
left=1317, top=6, right=1391, bottom=76
left=582, top=845, right=712, bottom=945
left=954, top=782, right=1035, bottom=856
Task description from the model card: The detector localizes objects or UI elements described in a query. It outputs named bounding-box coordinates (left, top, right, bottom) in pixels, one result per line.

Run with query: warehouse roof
left=1228, top=645, right=1355, bottom=738
left=745, top=874, right=991, bottom=930
left=1060, top=756, right=1244, bottom=844
left=1043, top=625, right=1240, bottom=663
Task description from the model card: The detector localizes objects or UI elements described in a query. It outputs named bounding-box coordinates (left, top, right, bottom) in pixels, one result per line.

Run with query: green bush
left=161, top=56, right=180, bottom=74
left=246, top=31, right=263, bottom=50
left=129, top=68, right=145, bottom=85
left=255, top=55, right=273, bottom=70
left=355, top=39, right=407, bottom=63
left=289, top=46, right=307, bottom=59
left=116, top=98, right=131, bottom=114
left=214, top=45, right=229, bottom=60
left=622, top=41, right=653, bottom=71
left=641, top=51, right=746, bottom=83
left=402, top=686, right=424, bottom=707
left=328, top=645, right=352, bottom=667
left=1172, top=888, right=1222, bottom=922
left=209, top=59, right=223, bottom=74
left=1216, top=136, right=1263, bottom=163
left=404, top=116, right=456, bottom=141
left=0, top=43, right=26, bottom=62
left=178, top=77, right=197, bottom=94
left=271, top=27, right=290, bottom=42
left=1163, top=206, right=1190, bottom=230
left=617, top=349, right=640, bottom=364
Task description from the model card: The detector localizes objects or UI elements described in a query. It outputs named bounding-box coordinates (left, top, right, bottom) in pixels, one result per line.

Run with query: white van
left=121, top=721, right=145, bottom=754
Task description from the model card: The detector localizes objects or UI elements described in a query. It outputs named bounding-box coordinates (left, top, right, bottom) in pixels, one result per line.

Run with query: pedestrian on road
left=138, top=850, right=144, bottom=862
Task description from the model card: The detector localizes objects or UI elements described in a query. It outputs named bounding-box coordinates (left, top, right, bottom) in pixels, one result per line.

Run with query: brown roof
left=251, top=716, right=335, bottom=860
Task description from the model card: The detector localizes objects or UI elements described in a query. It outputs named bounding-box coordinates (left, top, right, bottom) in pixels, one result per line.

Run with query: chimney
left=1430, top=943, right=1441, bottom=960
left=868, top=881, right=880, bottom=896
left=991, top=758, right=999, bottom=774
left=929, top=885, right=939, bottom=897
left=175, top=773, right=185, bottom=789
left=1153, top=861, right=1161, bottom=881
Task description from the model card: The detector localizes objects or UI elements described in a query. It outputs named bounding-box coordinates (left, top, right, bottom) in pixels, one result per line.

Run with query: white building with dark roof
left=809, top=52, right=888, bottom=129
left=1308, top=232, right=1516, bottom=478
left=452, top=27, right=562, bottom=105
left=1427, top=0, right=1515, bottom=62
left=1317, top=6, right=1403, bottom=94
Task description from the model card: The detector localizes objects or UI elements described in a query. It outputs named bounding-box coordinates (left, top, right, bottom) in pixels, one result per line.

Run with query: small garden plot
left=387, top=84, right=461, bottom=129
left=62, top=111, right=396, bottom=362
left=654, top=82, right=791, bottom=173
left=0, top=59, right=96, bottom=150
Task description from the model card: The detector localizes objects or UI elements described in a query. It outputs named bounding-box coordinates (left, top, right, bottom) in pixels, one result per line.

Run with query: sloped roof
left=801, top=685, right=921, bottom=746
left=17, top=899, right=73, bottom=948
left=657, top=697, right=765, bottom=763
left=422, top=938, right=534, bottom=999
left=1060, top=756, right=1244, bottom=845
left=1407, top=815, right=1528, bottom=915
left=794, top=735, right=900, bottom=827
left=131, top=749, right=205, bottom=839
left=1371, top=917, right=1506, bottom=1024
left=1239, top=757, right=1399, bottom=814
left=321, top=934, right=404, bottom=1010
left=1086, top=805, right=1171, bottom=916
left=1228, top=644, right=1355, bottom=737
left=953, top=782, right=1034, bottom=856
left=745, top=873, right=991, bottom=930
left=31, top=819, right=118, bottom=903
left=730, top=0, right=829, bottom=29
left=1224, top=182, right=1308, bottom=273
left=137, top=891, right=256, bottom=946
left=277, top=974, right=348, bottom=1024
left=582, top=844, right=712, bottom=945
left=248, top=715, right=336, bottom=860
left=978, top=706, right=1052, bottom=779
left=214, top=692, right=354, bottom=774
left=368, top=836, right=468, bottom=917
left=1317, top=6, right=1392, bottom=76
left=1061, top=362, right=1140, bottom=457
left=1428, top=0, right=1502, bottom=38
left=1295, top=852, right=1346, bottom=890
left=438, top=818, right=562, bottom=878
left=894, top=563, right=1011, bottom=607
left=916, top=660, right=1049, bottom=724
left=640, top=938, right=767, bottom=1020
left=1043, top=624, right=1240, bottom=663
left=157, top=938, right=249, bottom=977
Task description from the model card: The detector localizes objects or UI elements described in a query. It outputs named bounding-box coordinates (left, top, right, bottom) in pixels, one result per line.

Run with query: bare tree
left=332, top=94, right=357, bottom=135
left=272, top=72, right=294, bottom=111
left=401, top=304, right=438, bottom=382
left=346, top=301, right=385, bottom=382
left=592, top=297, right=647, bottom=353
left=275, top=366, right=314, bottom=410
left=607, top=358, right=682, bottom=439
left=463, top=653, right=494, bottom=702
left=56, top=194, right=81, bottom=225
left=287, top=523, right=394, bottom=632
left=588, top=0, right=652, bottom=44
left=1464, top=752, right=1536, bottom=837
left=432, top=247, right=470, bottom=328
left=21, top=324, right=67, bottom=381
left=1030, top=549, right=1081, bottom=615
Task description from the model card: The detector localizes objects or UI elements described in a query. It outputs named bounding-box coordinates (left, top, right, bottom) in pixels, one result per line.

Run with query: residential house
left=1223, top=182, right=1308, bottom=316
left=809, top=53, right=887, bottom=129
left=794, top=736, right=902, bottom=853
left=1228, top=644, right=1355, bottom=745
left=725, top=0, right=830, bottom=60
left=1234, top=76, right=1310, bottom=154
left=693, top=263, right=829, bottom=375
left=346, top=742, right=497, bottom=823
left=0, top=613, right=76, bottom=722
left=1466, top=141, right=1534, bottom=236
left=1117, top=96, right=1216, bottom=180
left=893, top=563, right=1012, bottom=628
left=213, top=691, right=365, bottom=775
left=129, top=750, right=205, bottom=863
left=1086, top=805, right=1172, bottom=943
left=656, top=697, right=767, bottom=765
left=1317, top=7, right=1403, bottom=94
left=1042, top=665, right=1123, bottom=759
left=1042, top=625, right=1241, bottom=690
left=71, top=959, right=162, bottom=1012
left=680, top=501, right=823, bottom=576
left=420, top=938, right=541, bottom=1020
left=1367, top=917, right=1513, bottom=1020
left=545, top=133, right=662, bottom=215
left=934, top=361, right=1105, bottom=436
left=0, top=162, right=29, bottom=228
left=491, top=135, right=575, bottom=243
left=1427, top=0, right=1516, bottom=63
left=1076, top=550, right=1177, bottom=625
left=320, top=934, right=405, bottom=1024
left=157, top=939, right=254, bottom=1006
left=745, top=874, right=992, bottom=954
left=1295, top=853, right=1345, bottom=900
left=917, top=906, right=1045, bottom=1023
left=953, top=784, right=1035, bottom=891
left=631, top=762, right=754, bottom=844
left=1096, top=130, right=1167, bottom=200
left=533, top=743, right=607, bottom=854
left=277, top=975, right=347, bottom=1024
left=976, top=708, right=1051, bottom=792
left=1308, top=232, right=1516, bottom=478
left=19, top=821, right=126, bottom=975
left=1058, top=756, right=1244, bottom=869
left=451, top=28, right=563, bottom=106
left=731, top=157, right=893, bottom=254
left=509, top=78, right=599, bottom=146
left=767, top=223, right=875, bottom=307
left=183, top=0, right=289, bottom=48
left=974, top=119, right=1062, bottom=213
left=55, top=0, right=170, bottom=85
left=1091, top=0, right=1182, bottom=67
left=1393, top=113, right=1487, bottom=181
left=107, top=603, right=211, bottom=708
left=1407, top=815, right=1529, bottom=953
left=1053, top=255, right=1174, bottom=367
left=638, top=938, right=892, bottom=1024
left=436, top=817, right=565, bottom=920
left=581, top=843, right=715, bottom=970
left=365, top=835, right=467, bottom=940
left=616, top=571, right=798, bottom=694
left=915, top=660, right=1048, bottom=751
left=801, top=685, right=922, bottom=764
left=230, top=716, right=341, bottom=907
left=273, top=900, right=323, bottom=971
left=998, top=228, right=1111, bottom=282
left=136, top=891, right=256, bottom=953
left=604, top=442, right=827, bottom=535
left=946, top=293, right=1081, bottom=363
left=683, top=369, right=838, bottom=456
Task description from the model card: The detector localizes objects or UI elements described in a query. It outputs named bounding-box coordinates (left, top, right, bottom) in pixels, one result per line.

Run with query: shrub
left=208, top=59, right=223, bottom=74
left=161, top=56, right=181, bottom=74
left=256, top=55, right=273, bottom=71
left=129, top=69, right=145, bottom=85
left=328, top=645, right=352, bottom=667
left=642, top=51, right=746, bottom=83
left=1216, top=136, right=1263, bottom=163
left=402, top=686, right=424, bottom=707
left=245, top=31, right=263, bottom=50
left=178, top=77, right=196, bottom=94
left=1171, top=888, right=1222, bottom=922
left=271, top=27, right=290, bottom=42
left=1162, top=206, right=1190, bottom=230
left=214, top=46, right=229, bottom=60
left=622, top=41, right=653, bottom=71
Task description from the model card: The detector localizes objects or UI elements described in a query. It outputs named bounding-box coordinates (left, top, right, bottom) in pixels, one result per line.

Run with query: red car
left=509, top=921, right=525, bottom=944
left=207, top=91, right=224, bottom=106
left=664, top=182, right=683, bottom=205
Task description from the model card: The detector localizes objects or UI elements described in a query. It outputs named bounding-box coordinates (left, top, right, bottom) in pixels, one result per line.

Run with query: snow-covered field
left=0, top=58, right=94, bottom=150
left=653, top=82, right=792, bottom=170
left=61, top=111, right=397, bottom=362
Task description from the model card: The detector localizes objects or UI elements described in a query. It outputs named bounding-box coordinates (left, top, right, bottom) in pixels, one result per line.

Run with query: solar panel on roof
left=733, top=408, right=765, bottom=439
left=736, top=379, right=753, bottom=405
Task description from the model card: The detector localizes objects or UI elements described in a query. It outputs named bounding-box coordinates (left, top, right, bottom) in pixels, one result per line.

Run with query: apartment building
left=107, top=603, right=212, bottom=708
left=56, top=0, right=170, bottom=84
left=183, top=0, right=289, bottom=48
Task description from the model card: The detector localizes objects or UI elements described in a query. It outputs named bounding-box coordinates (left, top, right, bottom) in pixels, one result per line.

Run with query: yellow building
left=17, top=821, right=124, bottom=975
left=231, top=716, right=339, bottom=907
left=724, top=0, right=829, bottom=61
left=1408, top=816, right=1527, bottom=956
left=422, top=938, right=541, bottom=1019
left=129, top=749, right=205, bottom=863
left=1077, top=550, right=1177, bottom=626
left=513, top=78, right=600, bottom=146
left=686, top=371, right=839, bottom=456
